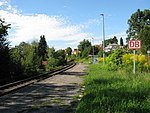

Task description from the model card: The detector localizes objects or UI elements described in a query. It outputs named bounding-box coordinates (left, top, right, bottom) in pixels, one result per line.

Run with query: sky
left=0, top=0, right=149, bottom=50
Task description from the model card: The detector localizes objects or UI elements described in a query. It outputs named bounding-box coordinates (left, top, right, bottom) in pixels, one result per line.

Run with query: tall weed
left=76, top=64, right=150, bottom=113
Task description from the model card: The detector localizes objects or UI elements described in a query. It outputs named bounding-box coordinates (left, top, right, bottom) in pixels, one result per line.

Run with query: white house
left=104, top=43, right=119, bottom=52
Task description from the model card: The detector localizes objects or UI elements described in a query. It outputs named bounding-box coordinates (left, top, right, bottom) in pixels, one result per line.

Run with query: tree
left=46, top=48, right=67, bottom=70
left=120, top=37, right=124, bottom=46
left=93, top=46, right=99, bottom=55
left=38, top=35, right=48, bottom=61
left=66, top=47, right=72, bottom=56
left=78, top=39, right=92, bottom=58
left=126, top=9, right=150, bottom=53
left=104, top=38, right=112, bottom=46
left=31, top=45, right=42, bottom=74
left=139, top=26, right=150, bottom=53
left=55, top=49, right=67, bottom=66
left=48, top=47, right=55, bottom=58
left=0, top=18, right=11, bottom=79
left=82, top=47, right=91, bottom=58
left=107, top=49, right=125, bottom=71
left=46, top=47, right=56, bottom=69
left=104, top=36, right=118, bottom=46
left=112, top=36, right=118, bottom=44
left=10, top=42, right=42, bottom=77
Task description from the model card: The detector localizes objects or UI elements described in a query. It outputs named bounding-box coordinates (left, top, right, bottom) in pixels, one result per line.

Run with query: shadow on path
left=0, top=82, right=81, bottom=113
left=61, top=71, right=87, bottom=76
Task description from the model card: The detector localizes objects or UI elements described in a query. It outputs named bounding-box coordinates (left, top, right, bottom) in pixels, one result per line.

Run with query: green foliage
left=120, top=37, right=124, bottom=46
left=104, top=36, right=118, bottom=46
left=0, top=19, right=11, bottom=39
left=112, top=36, right=118, bottom=44
left=78, top=39, right=92, bottom=58
left=38, top=35, right=48, bottom=61
left=76, top=64, right=150, bottom=113
left=93, top=46, right=99, bottom=55
left=0, top=19, right=69, bottom=82
left=106, top=48, right=149, bottom=73
left=9, top=47, right=23, bottom=78
left=55, top=49, right=67, bottom=66
left=126, top=9, right=150, bottom=53
left=122, top=53, right=150, bottom=73
left=46, top=47, right=56, bottom=70
left=81, top=47, right=91, bottom=58
left=98, top=50, right=103, bottom=57
left=66, top=47, right=72, bottom=56
left=46, top=48, right=67, bottom=71
left=0, top=18, right=11, bottom=79
left=10, top=42, right=42, bottom=77
left=139, top=25, right=150, bottom=53
left=107, top=49, right=125, bottom=70
left=76, top=57, right=92, bottom=64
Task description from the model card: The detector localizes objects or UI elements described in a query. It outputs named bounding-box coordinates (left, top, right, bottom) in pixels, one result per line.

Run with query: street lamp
left=92, top=37, right=94, bottom=63
left=100, top=14, right=106, bottom=65
left=92, top=37, right=94, bottom=56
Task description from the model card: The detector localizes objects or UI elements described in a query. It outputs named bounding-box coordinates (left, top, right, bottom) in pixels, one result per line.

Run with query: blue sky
left=0, top=0, right=149, bottom=49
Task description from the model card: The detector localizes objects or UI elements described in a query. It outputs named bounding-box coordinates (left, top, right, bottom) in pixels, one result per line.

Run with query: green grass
left=76, top=64, right=150, bottom=113
left=75, top=57, right=92, bottom=64
left=31, top=101, right=52, bottom=110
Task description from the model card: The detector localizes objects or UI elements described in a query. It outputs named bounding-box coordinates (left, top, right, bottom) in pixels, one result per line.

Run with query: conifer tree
left=0, top=19, right=11, bottom=79
left=38, top=35, right=48, bottom=61
left=120, top=37, right=124, bottom=46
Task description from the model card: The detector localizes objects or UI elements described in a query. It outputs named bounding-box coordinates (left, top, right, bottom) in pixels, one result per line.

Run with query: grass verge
left=76, top=64, right=150, bottom=113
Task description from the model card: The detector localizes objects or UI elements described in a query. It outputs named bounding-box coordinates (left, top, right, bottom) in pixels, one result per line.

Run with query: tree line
left=127, top=9, right=150, bottom=54
left=0, top=9, right=149, bottom=84
left=0, top=19, right=67, bottom=84
left=78, top=9, right=150, bottom=58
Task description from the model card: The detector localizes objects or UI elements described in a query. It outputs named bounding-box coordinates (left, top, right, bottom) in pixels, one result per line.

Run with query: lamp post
left=100, top=14, right=106, bottom=65
left=92, top=37, right=94, bottom=63
left=92, top=37, right=94, bottom=56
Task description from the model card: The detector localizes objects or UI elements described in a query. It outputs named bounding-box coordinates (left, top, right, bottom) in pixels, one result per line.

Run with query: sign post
left=147, top=50, right=150, bottom=72
left=147, top=50, right=150, bottom=63
left=128, top=40, right=141, bottom=75
left=133, top=50, right=136, bottom=75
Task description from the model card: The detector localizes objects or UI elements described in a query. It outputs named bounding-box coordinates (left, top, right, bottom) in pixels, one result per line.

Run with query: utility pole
left=92, top=37, right=94, bottom=56
left=92, top=37, right=94, bottom=63
left=100, top=14, right=106, bottom=64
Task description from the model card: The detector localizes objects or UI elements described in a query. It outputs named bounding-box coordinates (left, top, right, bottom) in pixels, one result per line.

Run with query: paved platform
left=0, top=63, right=87, bottom=113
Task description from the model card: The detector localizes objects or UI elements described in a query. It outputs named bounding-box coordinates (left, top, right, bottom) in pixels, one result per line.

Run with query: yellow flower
left=144, top=63, right=148, bottom=68
left=138, top=55, right=147, bottom=64
left=98, top=57, right=103, bottom=63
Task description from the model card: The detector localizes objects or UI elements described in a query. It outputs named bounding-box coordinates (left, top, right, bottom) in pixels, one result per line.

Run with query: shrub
left=98, top=57, right=103, bottom=63
left=122, top=53, right=149, bottom=73
left=106, top=49, right=125, bottom=70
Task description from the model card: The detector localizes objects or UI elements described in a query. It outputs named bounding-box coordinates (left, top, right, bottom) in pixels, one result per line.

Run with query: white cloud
left=0, top=1, right=127, bottom=48
left=0, top=1, right=4, bottom=6
left=0, top=1, right=90, bottom=47
left=0, top=0, right=7, bottom=6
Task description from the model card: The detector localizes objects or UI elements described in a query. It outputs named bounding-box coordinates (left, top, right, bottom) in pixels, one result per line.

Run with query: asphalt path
left=0, top=63, right=87, bottom=113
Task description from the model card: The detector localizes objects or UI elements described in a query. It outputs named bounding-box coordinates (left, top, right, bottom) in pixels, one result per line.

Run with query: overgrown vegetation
left=126, top=9, right=150, bottom=54
left=0, top=19, right=67, bottom=84
left=0, top=18, right=11, bottom=80
left=98, top=48, right=150, bottom=73
left=76, top=64, right=150, bottom=113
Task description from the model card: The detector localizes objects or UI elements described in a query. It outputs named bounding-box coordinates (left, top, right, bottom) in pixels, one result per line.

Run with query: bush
left=122, top=54, right=150, bottom=73
left=98, top=57, right=103, bottom=63
left=106, top=49, right=125, bottom=71
left=104, top=49, right=150, bottom=73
